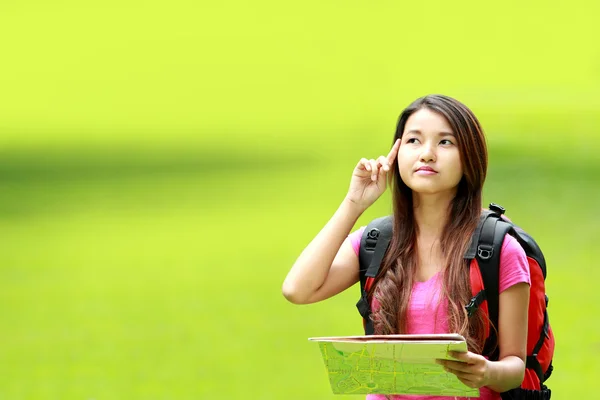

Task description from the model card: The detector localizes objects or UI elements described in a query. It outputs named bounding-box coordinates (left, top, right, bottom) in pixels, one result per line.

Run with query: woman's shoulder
left=348, top=226, right=366, bottom=256
left=498, top=233, right=531, bottom=291
left=500, top=233, right=526, bottom=258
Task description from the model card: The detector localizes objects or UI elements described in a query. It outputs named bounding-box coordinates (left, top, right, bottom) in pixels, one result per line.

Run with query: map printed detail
left=310, top=334, right=480, bottom=397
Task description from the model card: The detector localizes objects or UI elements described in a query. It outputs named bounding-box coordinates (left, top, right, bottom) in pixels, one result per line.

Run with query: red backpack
left=356, top=204, right=555, bottom=400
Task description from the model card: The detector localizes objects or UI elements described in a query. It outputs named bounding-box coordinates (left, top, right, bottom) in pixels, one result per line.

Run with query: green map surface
left=316, top=340, right=479, bottom=397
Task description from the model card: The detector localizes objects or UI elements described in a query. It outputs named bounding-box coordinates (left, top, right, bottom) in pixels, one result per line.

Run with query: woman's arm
left=282, top=140, right=401, bottom=305
left=281, top=198, right=362, bottom=304
left=484, top=281, right=530, bottom=392
left=437, top=282, right=529, bottom=391
left=438, top=234, right=530, bottom=392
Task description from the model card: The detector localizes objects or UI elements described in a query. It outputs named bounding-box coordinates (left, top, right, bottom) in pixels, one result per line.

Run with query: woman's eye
left=440, top=139, right=453, bottom=145
left=406, top=138, right=419, bottom=144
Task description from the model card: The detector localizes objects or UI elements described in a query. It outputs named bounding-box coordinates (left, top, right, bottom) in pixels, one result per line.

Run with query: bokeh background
left=1, top=1, right=598, bottom=398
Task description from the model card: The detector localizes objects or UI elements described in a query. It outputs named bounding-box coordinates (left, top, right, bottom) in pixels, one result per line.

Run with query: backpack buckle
left=465, top=290, right=486, bottom=317
left=367, top=228, right=380, bottom=240
left=365, top=228, right=380, bottom=251
left=465, top=297, right=478, bottom=317
left=489, top=203, right=505, bottom=215
left=477, top=244, right=494, bottom=260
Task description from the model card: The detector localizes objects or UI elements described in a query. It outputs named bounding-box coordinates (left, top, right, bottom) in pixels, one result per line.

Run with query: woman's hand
left=436, top=351, right=491, bottom=389
left=345, top=139, right=401, bottom=212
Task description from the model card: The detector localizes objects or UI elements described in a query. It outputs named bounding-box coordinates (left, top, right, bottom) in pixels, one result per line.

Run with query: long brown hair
left=369, top=94, right=489, bottom=353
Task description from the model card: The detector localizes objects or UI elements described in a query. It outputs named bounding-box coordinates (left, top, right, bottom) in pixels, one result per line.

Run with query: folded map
left=309, top=334, right=479, bottom=397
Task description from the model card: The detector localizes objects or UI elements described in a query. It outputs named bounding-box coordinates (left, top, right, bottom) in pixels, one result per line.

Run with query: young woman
left=282, top=94, right=530, bottom=400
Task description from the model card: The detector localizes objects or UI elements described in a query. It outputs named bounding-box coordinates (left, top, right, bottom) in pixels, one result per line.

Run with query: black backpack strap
left=527, top=295, right=551, bottom=384
left=467, top=209, right=514, bottom=360
left=356, top=216, right=393, bottom=335
left=464, top=210, right=493, bottom=260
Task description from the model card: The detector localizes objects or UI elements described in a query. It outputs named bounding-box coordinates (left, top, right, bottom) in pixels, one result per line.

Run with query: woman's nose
left=419, top=142, right=436, bottom=162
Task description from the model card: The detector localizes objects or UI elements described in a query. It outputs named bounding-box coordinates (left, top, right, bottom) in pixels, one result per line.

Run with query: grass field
left=1, top=119, right=598, bottom=398
left=1, top=1, right=599, bottom=399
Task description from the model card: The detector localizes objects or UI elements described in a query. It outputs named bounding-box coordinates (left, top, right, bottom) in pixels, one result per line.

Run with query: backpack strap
left=356, top=216, right=393, bottom=335
left=466, top=208, right=514, bottom=360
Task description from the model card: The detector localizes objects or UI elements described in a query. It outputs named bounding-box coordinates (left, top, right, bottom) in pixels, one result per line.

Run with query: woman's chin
left=408, top=184, right=456, bottom=197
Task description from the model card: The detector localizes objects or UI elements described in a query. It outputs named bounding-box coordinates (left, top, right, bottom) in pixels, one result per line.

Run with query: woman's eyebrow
left=405, top=129, right=455, bottom=136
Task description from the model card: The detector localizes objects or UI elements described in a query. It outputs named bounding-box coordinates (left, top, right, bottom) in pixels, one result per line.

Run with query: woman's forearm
left=485, top=356, right=526, bottom=393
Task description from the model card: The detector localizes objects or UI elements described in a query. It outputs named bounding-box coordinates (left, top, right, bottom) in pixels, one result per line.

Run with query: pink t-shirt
left=348, top=226, right=530, bottom=400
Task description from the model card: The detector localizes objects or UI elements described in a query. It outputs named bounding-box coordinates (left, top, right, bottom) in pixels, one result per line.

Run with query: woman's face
left=397, top=108, right=464, bottom=196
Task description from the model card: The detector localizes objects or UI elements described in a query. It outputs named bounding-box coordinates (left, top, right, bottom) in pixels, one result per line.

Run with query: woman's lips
left=415, top=166, right=438, bottom=175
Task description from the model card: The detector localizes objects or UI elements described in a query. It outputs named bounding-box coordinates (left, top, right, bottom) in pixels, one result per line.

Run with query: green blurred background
left=0, top=1, right=598, bottom=398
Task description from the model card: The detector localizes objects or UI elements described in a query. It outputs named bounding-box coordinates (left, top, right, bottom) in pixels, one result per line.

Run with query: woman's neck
left=412, top=191, right=454, bottom=240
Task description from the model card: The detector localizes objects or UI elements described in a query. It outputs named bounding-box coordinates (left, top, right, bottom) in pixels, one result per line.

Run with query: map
left=309, top=334, right=480, bottom=397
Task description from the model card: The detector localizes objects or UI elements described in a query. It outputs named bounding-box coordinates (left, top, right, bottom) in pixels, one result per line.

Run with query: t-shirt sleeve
left=499, top=234, right=531, bottom=293
left=348, top=226, right=366, bottom=256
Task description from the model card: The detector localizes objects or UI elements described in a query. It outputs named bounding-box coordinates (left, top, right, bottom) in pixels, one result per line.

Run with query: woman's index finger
left=387, top=139, right=401, bottom=163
